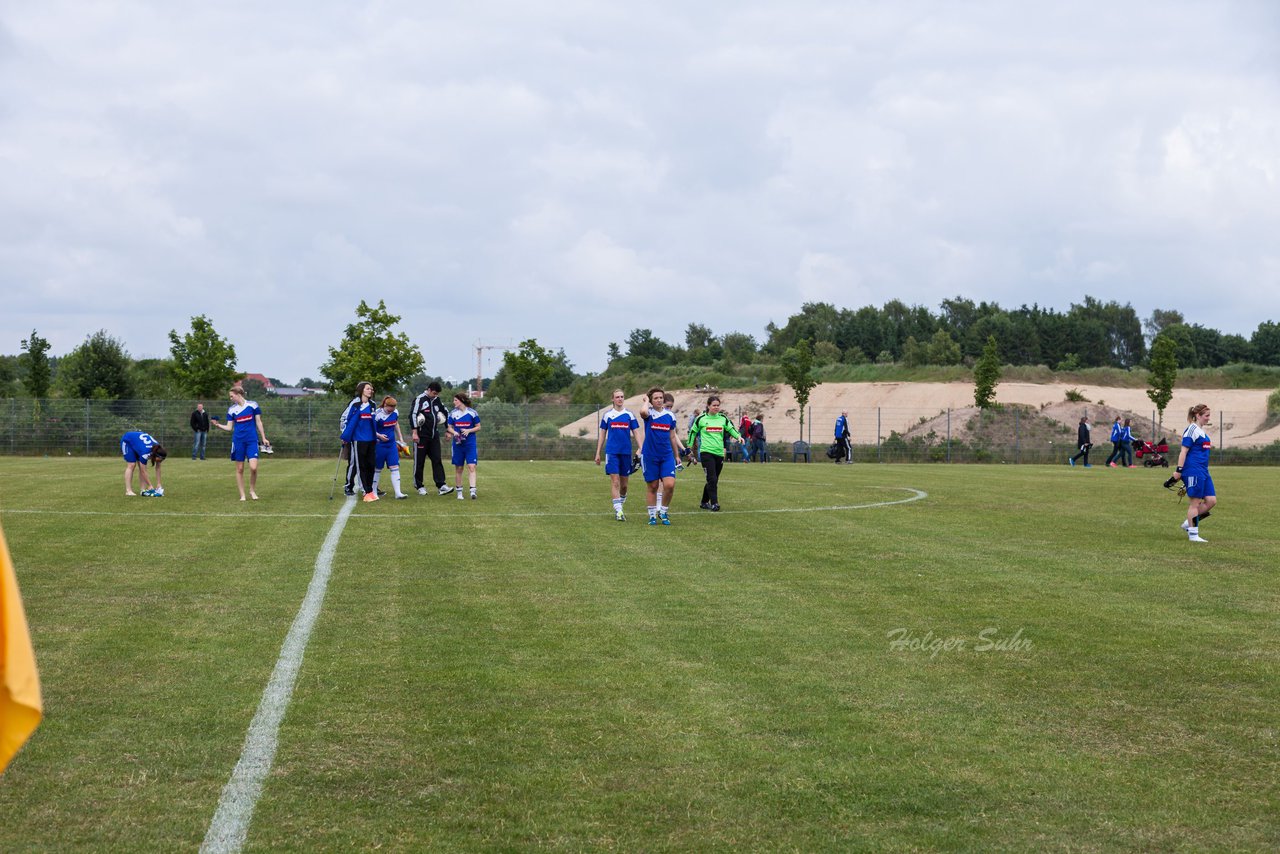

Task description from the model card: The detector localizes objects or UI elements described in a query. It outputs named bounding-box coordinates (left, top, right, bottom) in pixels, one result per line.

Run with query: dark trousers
left=838, top=436, right=853, bottom=462
left=1070, top=444, right=1091, bottom=465
left=344, top=442, right=357, bottom=492
left=1104, top=441, right=1122, bottom=465
left=413, top=437, right=445, bottom=489
left=353, top=440, right=376, bottom=493
left=700, top=452, right=725, bottom=505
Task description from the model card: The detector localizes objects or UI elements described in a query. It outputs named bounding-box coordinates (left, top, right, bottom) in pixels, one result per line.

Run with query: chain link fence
left=3, top=397, right=1276, bottom=465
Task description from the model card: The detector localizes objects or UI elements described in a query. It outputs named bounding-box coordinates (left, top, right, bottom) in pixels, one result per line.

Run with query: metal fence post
left=946, top=408, right=951, bottom=463
left=877, top=407, right=881, bottom=463
left=1015, top=408, right=1020, bottom=464
left=85, top=399, right=91, bottom=455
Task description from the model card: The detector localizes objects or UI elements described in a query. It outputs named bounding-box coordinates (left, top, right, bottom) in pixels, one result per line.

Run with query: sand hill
left=562, top=383, right=1277, bottom=448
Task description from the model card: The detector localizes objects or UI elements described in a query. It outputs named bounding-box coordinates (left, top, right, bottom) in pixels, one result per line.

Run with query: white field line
left=1, top=487, right=926, bottom=521
left=199, top=496, right=358, bottom=854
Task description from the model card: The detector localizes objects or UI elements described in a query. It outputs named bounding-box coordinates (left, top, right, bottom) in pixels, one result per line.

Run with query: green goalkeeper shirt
left=688, top=412, right=742, bottom=458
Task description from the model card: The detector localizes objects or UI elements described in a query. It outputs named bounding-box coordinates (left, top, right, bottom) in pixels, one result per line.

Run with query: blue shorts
left=604, top=453, right=633, bottom=476
left=121, top=442, right=144, bottom=463
left=231, top=438, right=259, bottom=462
left=641, top=454, right=676, bottom=481
left=1183, top=470, right=1214, bottom=499
left=452, top=442, right=478, bottom=466
left=375, top=441, right=399, bottom=469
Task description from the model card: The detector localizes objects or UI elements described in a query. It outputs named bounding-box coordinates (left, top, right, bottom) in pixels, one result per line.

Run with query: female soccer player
left=120, top=431, right=167, bottom=496
left=371, top=396, right=410, bottom=499
left=687, top=395, right=743, bottom=512
left=1174, top=403, right=1216, bottom=543
left=339, top=381, right=378, bottom=502
left=1104, top=416, right=1124, bottom=467
left=447, top=392, right=481, bottom=500
left=211, top=386, right=271, bottom=500
left=638, top=387, right=686, bottom=525
left=594, top=388, right=642, bottom=520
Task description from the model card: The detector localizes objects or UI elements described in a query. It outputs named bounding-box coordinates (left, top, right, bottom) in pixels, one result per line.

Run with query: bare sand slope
left=562, top=383, right=1277, bottom=448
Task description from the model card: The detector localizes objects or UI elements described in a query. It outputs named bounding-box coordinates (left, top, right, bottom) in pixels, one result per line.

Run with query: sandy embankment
left=561, top=383, right=1277, bottom=448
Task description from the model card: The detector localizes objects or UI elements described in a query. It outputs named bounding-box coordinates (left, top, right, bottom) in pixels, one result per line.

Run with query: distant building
left=240, top=373, right=276, bottom=393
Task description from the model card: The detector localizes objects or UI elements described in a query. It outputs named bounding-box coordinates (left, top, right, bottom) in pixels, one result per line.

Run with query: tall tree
left=168, top=315, right=240, bottom=397
left=19, top=329, right=52, bottom=398
left=779, top=338, right=819, bottom=441
left=1143, top=308, right=1184, bottom=343
left=58, top=330, right=134, bottom=399
left=320, top=300, right=424, bottom=395
left=973, top=335, right=1001, bottom=409
left=501, top=338, right=555, bottom=402
left=1147, top=334, right=1178, bottom=426
left=1251, top=321, right=1280, bottom=366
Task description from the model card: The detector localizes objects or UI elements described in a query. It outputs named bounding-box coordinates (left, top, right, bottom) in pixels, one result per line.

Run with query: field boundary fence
left=2, top=398, right=1276, bottom=465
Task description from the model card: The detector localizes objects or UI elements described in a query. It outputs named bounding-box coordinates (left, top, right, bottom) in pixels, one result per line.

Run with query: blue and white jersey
left=448, top=407, right=480, bottom=451
left=1109, top=421, right=1123, bottom=442
left=374, top=407, right=399, bottom=442
left=642, top=407, right=677, bottom=459
left=121, top=431, right=159, bottom=462
left=227, top=401, right=261, bottom=442
left=342, top=401, right=376, bottom=442
left=1181, top=424, right=1212, bottom=471
left=600, top=408, right=640, bottom=455
left=835, top=414, right=849, bottom=440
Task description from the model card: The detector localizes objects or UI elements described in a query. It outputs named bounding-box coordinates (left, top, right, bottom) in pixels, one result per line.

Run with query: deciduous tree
left=320, top=300, right=424, bottom=396
left=168, top=315, right=240, bottom=397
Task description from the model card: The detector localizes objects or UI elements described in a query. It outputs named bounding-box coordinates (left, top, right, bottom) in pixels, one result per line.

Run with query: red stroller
left=1133, top=437, right=1170, bottom=468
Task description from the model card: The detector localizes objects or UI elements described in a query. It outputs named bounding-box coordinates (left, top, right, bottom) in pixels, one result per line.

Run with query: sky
left=2, top=1, right=1278, bottom=387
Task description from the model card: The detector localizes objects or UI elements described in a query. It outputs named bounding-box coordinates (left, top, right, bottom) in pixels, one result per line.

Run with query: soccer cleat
left=1109, top=462, right=1117, bottom=468
left=1127, top=465, right=1136, bottom=468
left=648, top=516, right=658, bottom=526
left=1188, top=534, right=1208, bottom=543
left=417, top=487, right=427, bottom=496
left=660, top=511, right=671, bottom=526
left=141, top=489, right=155, bottom=497
left=1180, top=519, right=1191, bottom=531
left=1068, top=457, right=1074, bottom=466
left=362, top=492, right=379, bottom=502
left=700, top=502, right=712, bottom=510
left=438, top=485, right=454, bottom=496
left=471, top=491, right=477, bottom=500
left=395, top=493, right=408, bottom=499
left=1083, top=464, right=1092, bottom=468
left=710, top=504, right=720, bottom=512
left=615, top=510, right=626, bottom=522
left=377, top=489, right=386, bottom=497
left=457, top=490, right=465, bottom=500
left=344, top=488, right=356, bottom=496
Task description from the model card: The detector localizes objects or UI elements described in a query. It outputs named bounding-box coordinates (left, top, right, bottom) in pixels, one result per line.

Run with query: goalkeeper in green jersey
left=687, top=395, right=743, bottom=512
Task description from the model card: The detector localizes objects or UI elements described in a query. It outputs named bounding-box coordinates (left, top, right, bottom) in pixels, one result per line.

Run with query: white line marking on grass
left=2, top=487, right=928, bottom=522
left=199, top=496, right=358, bottom=854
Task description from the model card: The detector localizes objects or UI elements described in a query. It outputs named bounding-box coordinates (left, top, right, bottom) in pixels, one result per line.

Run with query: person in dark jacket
left=1068, top=416, right=1093, bottom=467
left=410, top=381, right=453, bottom=496
left=750, top=415, right=769, bottom=462
left=190, top=403, right=210, bottom=460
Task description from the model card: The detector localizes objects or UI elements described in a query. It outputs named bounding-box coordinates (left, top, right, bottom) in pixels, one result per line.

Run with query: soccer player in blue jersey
left=1174, top=403, right=1216, bottom=543
left=594, top=388, right=642, bottom=521
left=340, top=382, right=379, bottom=501
left=638, top=386, right=687, bottom=525
left=120, top=431, right=168, bottom=496
left=371, top=396, right=410, bottom=499
left=447, top=392, right=481, bottom=500
left=211, top=386, right=271, bottom=501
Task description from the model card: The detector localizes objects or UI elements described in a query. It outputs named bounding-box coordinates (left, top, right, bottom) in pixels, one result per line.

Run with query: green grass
left=1, top=458, right=1277, bottom=851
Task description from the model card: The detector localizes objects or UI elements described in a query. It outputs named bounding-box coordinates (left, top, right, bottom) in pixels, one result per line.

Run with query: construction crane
left=475, top=341, right=514, bottom=396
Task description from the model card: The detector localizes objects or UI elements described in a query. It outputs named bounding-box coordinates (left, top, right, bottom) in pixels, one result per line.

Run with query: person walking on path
left=834, top=410, right=853, bottom=463
left=1120, top=418, right=1136, bottom=467
left=1104, top=416, right=1123, bottom=467
left=1068, top=416, right=1092, bottom=468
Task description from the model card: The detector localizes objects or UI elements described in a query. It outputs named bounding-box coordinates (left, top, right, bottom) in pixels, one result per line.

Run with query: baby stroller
left=1132, top=436, right=1170, bottom=468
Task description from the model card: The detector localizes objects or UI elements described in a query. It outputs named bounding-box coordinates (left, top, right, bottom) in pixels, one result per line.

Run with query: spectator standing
left=190, top=403, right=210, bottom=460
left=739, top=413, right=754, bottom=462
left=340, top=381, right=378, bottom=502
left=751, top=415, right=769, bottom=462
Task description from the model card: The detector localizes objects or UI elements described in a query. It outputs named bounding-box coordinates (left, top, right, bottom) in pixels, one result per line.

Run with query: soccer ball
left=436, top=411, right=447, bottom=426
left=416, top=412, right=427, bottom=429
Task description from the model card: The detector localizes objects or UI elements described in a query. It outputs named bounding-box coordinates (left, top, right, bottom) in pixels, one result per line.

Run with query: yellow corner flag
left=1, top=522, right=42, bottom=773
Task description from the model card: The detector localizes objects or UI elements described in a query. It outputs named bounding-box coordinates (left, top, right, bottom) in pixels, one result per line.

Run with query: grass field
left=1, top=457, right=1277, bottom=851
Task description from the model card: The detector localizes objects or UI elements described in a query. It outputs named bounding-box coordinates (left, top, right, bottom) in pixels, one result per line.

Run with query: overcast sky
left=2, top=2, right=1277, bottom=386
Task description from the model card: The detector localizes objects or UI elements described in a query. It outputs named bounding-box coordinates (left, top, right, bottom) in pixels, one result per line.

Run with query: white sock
left=372, top=471, right=381, bottom=493
left=648, top=505, right=657, bottom=519
left=613, top=497, right=623, bottom=513
left=657, top=502, right=666, bottom=515
left=391, top=468, right=402, bottom=495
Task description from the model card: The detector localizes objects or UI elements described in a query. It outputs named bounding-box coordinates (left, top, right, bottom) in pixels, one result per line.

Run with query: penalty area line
left=199, top=496, right=357, bottom=854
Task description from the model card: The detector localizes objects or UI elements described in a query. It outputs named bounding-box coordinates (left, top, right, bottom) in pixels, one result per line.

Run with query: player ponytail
left=151, top=445, right=168, bottom=464
left=1187, top=403, right=1209, bottom=422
